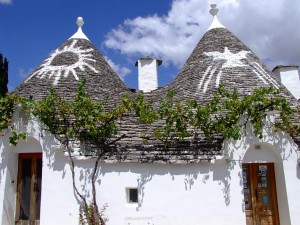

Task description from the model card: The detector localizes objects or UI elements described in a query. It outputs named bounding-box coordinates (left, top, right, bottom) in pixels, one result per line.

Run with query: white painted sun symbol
left=25, top=40, right=98, bottom=85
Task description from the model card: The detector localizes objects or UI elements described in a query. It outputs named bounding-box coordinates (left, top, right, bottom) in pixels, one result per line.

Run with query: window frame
left=16, top=153, right=43, bottom=224
left=126, top=187, right=139, bottom=204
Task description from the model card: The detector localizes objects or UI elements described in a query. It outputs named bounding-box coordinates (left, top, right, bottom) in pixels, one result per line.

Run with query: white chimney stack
left=135, top=56, right=162, bottom=92
left=272, top=65, right=300, bottom=99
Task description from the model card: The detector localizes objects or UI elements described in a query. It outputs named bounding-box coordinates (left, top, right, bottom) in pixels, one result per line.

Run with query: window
left=126, top=188, right=138, bottom=203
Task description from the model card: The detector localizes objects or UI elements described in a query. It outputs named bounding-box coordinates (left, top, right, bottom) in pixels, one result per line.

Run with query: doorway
left=15, top=153, right=42, bottom=225
left=242, top=163, right=279, bottom=225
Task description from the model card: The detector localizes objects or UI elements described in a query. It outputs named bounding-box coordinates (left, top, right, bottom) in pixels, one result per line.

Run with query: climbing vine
left=0, top=82, right=299, bottom=224
left=187, top=86, right=299, bottom=140
left=0, top=94, right=29, bottom=145
left=132, top=85, right=299, bottom=144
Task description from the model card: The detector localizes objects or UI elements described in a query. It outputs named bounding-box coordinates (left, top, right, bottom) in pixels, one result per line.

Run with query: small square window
left=127, top=188, right=138, bottom=203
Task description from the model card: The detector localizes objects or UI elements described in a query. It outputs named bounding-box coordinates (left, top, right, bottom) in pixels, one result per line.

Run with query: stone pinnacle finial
left=210, top=4, right=219, bottom=16
left=76, top=17, right=84, bottom=28
left=207, top=4, right=225, bottom=31
left=69, top=16, right=89, bottom=40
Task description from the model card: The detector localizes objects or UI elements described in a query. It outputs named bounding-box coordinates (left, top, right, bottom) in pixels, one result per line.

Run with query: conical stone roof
left=137, top=6, right=299, bottom=161
left=12, top=12, right=299, bottom=162
left=150, top=27, right=282, bottom=103
left=14, top=18, right=132, bottom=102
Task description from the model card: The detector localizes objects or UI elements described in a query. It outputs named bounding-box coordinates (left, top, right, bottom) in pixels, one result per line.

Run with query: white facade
left=273, top=66, right=300, bottom=99
left=0, top=111, right=299, bottom=225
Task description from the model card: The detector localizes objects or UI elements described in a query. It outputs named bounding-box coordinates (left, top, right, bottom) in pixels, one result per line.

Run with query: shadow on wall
left=42, top=130, right=65, bottom=172
left=222, top=119, right=299, bottom=218
left=297, top=150, right=300, bottom=180
left=2, top=147, right=18, bottom=225
left=42, top=130, right=99, bottom=205
left=136, top=168, right=153, bottom=210
left=226, top=118, right=295, bottom=164
left=0, top=111, right=42, bottom=185
left=39, top=134, right=235, bottom=214
left=0, top=136, right=10, bottom=186
left=241, top=129, right=294, bottom=225
left=1, top=135, right=44, bottom=225
left=100, top=161, right=234, bottom=211
left=39, top=119, right=299, bottom=220
left=297, top=163, right=300, bottom=180
left=210, top=161, right=234, bottom=206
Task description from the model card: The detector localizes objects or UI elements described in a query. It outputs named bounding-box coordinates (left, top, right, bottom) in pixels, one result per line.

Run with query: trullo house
left=0, top=4, right=299, bottom=225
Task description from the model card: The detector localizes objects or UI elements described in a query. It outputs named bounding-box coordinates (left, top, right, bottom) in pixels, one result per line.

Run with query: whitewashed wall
left=0, top=113, right=299, bottom=225
left=273, top=66, right=300, bottom=99
left=224, top=126, right=300, bottom=225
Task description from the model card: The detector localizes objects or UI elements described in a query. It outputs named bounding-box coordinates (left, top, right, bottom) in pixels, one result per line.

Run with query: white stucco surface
left=207, top=15, right=225, bottom=31
left=0, top=113, right=299, bottom=225
left=137, top=59, right=159, bottom=93
left=273, top=66, right=300, bottom=99
left=69, top=17, right=89, bottom=40
left=207, top=5, right=225, bottom=31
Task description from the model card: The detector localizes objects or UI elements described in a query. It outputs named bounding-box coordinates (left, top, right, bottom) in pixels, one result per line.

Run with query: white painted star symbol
left=204, top=47, right=250, bottom=68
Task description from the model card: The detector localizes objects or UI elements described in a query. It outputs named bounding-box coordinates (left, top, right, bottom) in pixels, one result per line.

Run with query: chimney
left=135, top=56, right=162, bottom=92
left=272, top=65, right=300, bottom=99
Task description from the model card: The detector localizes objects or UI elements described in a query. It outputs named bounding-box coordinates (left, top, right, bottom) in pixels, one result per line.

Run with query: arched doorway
left=15, top=153, right=42, bottom=225
left=13, top=137, right=43, bottom=225
left=242, top=143, right=290, bottom=225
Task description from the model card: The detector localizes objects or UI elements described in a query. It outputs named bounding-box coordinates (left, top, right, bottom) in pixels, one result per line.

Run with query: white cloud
left=0, top=0, right=12, bottom=4
left=104, top=56, right=131, bottom=81
left=104, top=0, right=300, bottom=70
left=19, top=68, right=33, bottom=78
left=104, top=0, right=206, bottom=67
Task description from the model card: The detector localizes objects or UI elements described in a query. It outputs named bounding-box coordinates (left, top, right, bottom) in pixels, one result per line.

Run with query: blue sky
left=1, top=0, right=300, bottom=91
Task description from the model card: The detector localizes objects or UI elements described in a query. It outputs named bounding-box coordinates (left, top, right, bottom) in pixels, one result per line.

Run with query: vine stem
left=91, top=150, right=103, bottom=224
left=90, top=134, right=127, bottom=224
left=65, top=139, right=91, bottom=225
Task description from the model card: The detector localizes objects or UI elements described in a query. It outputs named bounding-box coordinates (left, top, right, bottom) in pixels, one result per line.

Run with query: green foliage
left=132, top=93, right=157, bottom=124
left=0, top=93, right=28, bottom=144
left=153, top=90, right=193, bottom=145
left=0, top=81, right=299, bottom=147
left=187, top=86, right=297, bottom=140
left=0, top=94, right=15, bottom=133
left=32, top=82, right=134, bottom=149
left=133, top=85, right=298, bottom=144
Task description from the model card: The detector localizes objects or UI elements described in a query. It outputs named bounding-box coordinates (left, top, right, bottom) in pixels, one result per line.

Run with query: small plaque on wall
left=124, top=217, right=153, bottom=225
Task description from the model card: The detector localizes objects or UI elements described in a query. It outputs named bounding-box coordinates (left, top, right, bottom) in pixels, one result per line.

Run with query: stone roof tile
left=13, top=16, right=299, bottom=163
left=14, top=38, right=132, bottom=102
